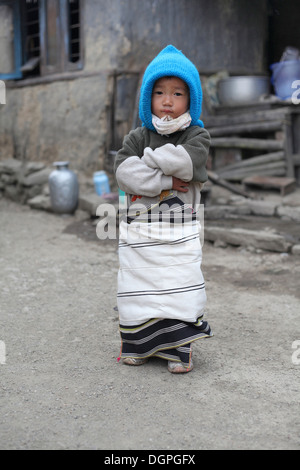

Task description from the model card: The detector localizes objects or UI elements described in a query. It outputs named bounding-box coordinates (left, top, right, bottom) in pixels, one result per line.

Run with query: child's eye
left=174, top=92, right=183, bottom=96
left=154, top=91, right=163, bottom=95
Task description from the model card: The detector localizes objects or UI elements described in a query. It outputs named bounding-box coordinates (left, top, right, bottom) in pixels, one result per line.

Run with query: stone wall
left=0, top=159, right=52, bottom=207
left=0, top=75, right=111, bottom=175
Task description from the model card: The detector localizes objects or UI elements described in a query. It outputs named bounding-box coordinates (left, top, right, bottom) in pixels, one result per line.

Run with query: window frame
left=0, top=0, right=84, bottom=81
left=20, top=0, right=41, bottom=74
left=40, top=0, right=84, bottom=76
left=0, top=0, right=22, bottom=80
left=65, top=0, right=83, bottom=70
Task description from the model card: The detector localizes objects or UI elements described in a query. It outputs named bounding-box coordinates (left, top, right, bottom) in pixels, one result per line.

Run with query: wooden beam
left=208, top=120, right=283, bottom=137
left=282, top=118, right=295, bottom=178
left=211, top=137, right=284, bottom=151
left=207, top=170, right=252, bottom=198
left=243, top=176, right=297, bottom=196
left=218, top=151, right=284, bottom=174
left=219, top=162, right=286, bottom=181
left=205, top=107, right=293, bottom=128
left=293, top=154, right=300, bottom=166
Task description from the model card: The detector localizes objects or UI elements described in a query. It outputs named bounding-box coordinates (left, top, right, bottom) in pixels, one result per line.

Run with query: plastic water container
left=93, top=171, right=110, bottom=195
left=118, top=188, right=125, bottom=199
left=270, top=60, right=300, bottom=99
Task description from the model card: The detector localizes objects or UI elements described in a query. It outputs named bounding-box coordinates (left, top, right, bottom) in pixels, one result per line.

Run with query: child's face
left=151, top=77, right=189, bottom=119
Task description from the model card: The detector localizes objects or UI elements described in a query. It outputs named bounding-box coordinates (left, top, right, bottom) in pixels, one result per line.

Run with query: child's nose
left=163, top=94, right=173, bottom=105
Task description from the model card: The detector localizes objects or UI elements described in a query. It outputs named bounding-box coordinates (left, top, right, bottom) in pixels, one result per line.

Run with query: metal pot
left=49, top=161, right=79, bottom=214
left=217, top=76, right=270, bottom=106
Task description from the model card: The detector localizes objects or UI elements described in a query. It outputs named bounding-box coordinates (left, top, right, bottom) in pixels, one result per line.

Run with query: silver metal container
left=218, top=76, right=270, bottom=106
left=49, top=161, right=79, bottom=214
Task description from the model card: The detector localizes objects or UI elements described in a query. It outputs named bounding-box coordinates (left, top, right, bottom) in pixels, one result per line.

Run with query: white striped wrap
left=117, top=220, right=207, bottom=326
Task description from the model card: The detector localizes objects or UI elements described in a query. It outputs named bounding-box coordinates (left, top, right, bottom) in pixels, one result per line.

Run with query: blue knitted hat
left=139, top=45, right=204, bottom=131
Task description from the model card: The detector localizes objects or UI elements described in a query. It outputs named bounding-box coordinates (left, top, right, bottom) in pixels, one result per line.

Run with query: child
left=114, top=45, right=213, bottom=374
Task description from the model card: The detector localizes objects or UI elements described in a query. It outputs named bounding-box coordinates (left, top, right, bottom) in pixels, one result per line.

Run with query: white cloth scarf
left=152, top=111, right=192, bottom=135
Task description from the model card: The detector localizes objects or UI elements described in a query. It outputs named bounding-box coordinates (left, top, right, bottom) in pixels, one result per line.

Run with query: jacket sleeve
left=114, top=130, right=173, bottom=197
left=180, top=127, right=211, bottom=182
left=142, top=144, right=193, bottom=182
left=141, top=127, right=210, bottom=183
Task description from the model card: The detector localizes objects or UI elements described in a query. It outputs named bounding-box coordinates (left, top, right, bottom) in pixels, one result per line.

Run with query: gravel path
left=0, top=199, right=299, bottom=450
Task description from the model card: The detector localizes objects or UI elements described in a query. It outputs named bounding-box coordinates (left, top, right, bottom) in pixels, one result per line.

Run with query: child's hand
left=172, top=177, right=189, bottom=193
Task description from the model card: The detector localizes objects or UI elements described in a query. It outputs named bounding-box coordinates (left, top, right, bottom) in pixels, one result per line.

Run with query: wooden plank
left=207, top=171, right=252, bottom=198
left=282, top=118, right=295, bottom=178
left=211, top=137, right=284, bottom=151
left=214, top=101, right=289, bottom=115
left=208, top=120, right=283, bottom=137
left=291, top=114, right=300, bottom=184
left=218, top=151, right=284, bottom=174
left=293, top=154, right=300, bottom=166
left=225, top=169, right=287, bottom=182
left=243, top=176, right=297, bottom=196
left=205, top=107, right=292, bottom=128
left=220, top=162, right=286, bottom=181
left=221, top=160, right=286, bottom=176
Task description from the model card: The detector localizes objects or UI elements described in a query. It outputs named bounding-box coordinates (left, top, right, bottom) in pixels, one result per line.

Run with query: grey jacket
left=114, top=125, right=210, bottom=219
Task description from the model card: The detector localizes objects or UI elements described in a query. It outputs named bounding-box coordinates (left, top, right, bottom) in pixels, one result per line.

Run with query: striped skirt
left=119, top=316, right=212, bottom=367
left=117, top=220, right=213, bottom=364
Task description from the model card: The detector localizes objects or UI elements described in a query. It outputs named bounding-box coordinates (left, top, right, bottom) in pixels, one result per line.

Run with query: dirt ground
left=0, top=198, right=299, bottom=450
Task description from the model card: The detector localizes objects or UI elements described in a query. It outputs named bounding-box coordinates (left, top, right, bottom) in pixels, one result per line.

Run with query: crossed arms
left=115, top=127, right=210, bottom=197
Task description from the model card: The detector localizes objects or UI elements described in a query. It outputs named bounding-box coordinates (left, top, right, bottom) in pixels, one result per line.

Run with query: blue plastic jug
left=270, top=60, right=300, bottom=100
left=93, top=171, right=110, bottom=196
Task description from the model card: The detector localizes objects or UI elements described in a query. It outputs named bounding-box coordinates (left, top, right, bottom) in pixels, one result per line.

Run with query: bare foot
left=122, top=357, right=148, bottom=366
left=167, top=361, right=193, bottom=374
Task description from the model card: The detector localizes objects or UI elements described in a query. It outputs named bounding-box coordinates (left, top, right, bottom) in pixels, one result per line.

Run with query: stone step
left=204, top=226, right=292, bottom=253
